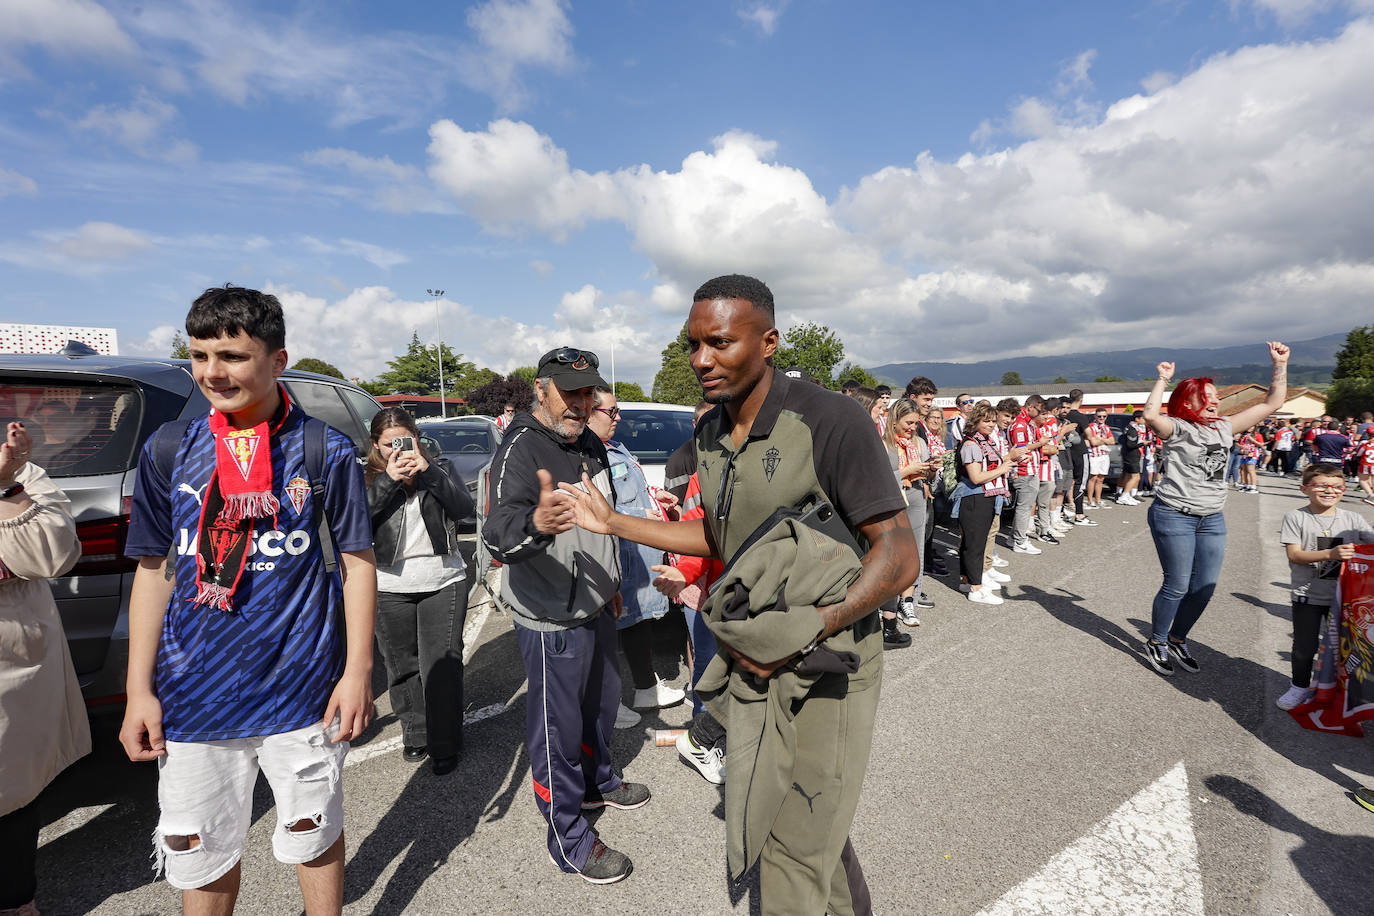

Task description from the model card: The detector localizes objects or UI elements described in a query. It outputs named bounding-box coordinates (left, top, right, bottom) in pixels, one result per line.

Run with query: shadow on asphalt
left=1020, top=584, right=1372, bottom=787
left=1205, top=774, right=1374, bottom=915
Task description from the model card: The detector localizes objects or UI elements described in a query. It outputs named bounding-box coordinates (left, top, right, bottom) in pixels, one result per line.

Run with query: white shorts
left=154, top=718, right=348, bottom=890
left=1088, top=455, right=1110, bottom=476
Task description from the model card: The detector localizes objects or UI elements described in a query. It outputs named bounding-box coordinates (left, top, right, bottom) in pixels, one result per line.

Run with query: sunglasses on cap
left=543, top=347, right=600, bottom=370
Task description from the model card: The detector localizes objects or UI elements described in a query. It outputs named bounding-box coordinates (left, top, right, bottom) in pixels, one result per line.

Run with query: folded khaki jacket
left=696, top=512, right=864, bottom=878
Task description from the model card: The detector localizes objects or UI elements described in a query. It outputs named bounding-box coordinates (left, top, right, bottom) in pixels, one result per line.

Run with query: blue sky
left=2, top=0, right=1373, bottom=387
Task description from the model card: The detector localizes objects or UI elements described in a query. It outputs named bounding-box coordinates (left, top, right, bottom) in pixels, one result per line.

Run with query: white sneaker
left=1275, top=684, right=1316, bottom=710
left=614, top=702, right=641, bottom=729
left=1012, top=541, right=1042, bottom=555
left=985, top=567, right=1011, bottom=583
left=632, top=680, right=686, bottom=710
left=675, top=731, right=725, bottom=785
left=1051, top=522, right=1073, bottom=534
left=992, top=555, right=1010, bottom=569
left=959, top=581, right=1001, bottom=592
left=967, top=588, right=1003, bottom=605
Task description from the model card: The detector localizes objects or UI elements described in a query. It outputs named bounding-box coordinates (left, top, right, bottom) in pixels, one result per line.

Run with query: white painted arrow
left=976, top=761, right=1203, bottom=916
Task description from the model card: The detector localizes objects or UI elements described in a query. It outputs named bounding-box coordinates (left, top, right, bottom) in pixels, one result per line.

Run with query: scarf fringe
left=192, top=582, right=234, bottom=612
left=219, top=492, right=280, bottom=522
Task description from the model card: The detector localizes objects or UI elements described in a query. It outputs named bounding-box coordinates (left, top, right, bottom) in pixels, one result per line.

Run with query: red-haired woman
left=1139, top=342, right=1290, bottom=676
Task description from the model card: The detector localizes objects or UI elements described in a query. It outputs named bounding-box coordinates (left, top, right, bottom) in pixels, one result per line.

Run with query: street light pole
left=427, top=288, right=446, bottom=419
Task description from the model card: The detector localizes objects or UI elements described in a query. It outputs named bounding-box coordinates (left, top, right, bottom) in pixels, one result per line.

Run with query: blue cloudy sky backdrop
left=2, top=0, right=1372, bottom=385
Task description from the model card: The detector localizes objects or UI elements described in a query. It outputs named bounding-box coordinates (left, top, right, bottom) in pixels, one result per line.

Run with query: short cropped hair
left=1024, top=394, right=1045, bottom=410
left=875, top=384, right=892, bottom=396
left=693, top=274, right=775, bottom=325
left=996, top=398, right=1020, bottom=415
left=1067, top=388, right=1084, bottom=404
left=186, top=286, right=286, bottom=351
left=1302, top=464, right=1345, bottom=486
left=905, top=376, right=937, bottom=397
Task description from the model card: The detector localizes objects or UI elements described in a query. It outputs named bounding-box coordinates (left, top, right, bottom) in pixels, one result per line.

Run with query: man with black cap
left=481, top=346, right=650, bottom=885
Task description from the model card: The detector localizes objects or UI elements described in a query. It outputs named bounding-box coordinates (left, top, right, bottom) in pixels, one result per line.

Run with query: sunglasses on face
left=958, top=399, right=974, bottom=407
left=594, top=407, right=620, bottom=419
left=546, top=347, right=600, bottom=370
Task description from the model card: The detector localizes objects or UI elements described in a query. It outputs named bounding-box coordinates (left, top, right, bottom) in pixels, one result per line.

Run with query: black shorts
left=1122, top=452, right=1142, bottom=474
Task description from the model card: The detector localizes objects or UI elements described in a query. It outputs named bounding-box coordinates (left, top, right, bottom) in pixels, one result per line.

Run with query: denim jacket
left=605, top=439, right=670, bottom=627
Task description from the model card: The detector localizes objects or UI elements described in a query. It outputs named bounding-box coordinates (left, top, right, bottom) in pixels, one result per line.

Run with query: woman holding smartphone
left=366, top=408, right=474, bottom=774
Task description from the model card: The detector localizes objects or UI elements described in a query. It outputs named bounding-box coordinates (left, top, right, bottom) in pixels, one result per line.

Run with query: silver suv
left=0, top=343, right=382, bottom=706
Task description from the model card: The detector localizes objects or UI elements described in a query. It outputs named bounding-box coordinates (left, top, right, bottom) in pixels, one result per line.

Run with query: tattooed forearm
left=817, top=511, right=920, bottom=639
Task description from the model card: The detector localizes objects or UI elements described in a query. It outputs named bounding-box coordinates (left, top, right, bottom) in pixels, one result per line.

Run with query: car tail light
left=72, top=509, right=137, bottom=576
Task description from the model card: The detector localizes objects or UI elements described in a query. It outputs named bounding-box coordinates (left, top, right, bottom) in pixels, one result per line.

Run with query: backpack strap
left=152, top=419, right=192, bottom=579
left=301, top=416, right=338, bottom=574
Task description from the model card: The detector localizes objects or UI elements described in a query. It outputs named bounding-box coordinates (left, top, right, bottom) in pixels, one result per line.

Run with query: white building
left=0, top=323, right=119, bottom=355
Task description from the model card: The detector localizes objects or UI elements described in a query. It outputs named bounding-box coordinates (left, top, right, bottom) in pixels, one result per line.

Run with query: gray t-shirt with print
left=1155, top=417, right=1234, bottom=515
left=1279, top=506, right=1374, bottom=606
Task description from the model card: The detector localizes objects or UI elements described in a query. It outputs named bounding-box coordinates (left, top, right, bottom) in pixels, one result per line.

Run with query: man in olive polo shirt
left=559, top=275, right=918, bottom=916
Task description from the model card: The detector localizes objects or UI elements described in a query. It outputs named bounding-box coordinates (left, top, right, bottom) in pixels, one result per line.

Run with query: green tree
left=613, top=381, right=647, bottom=402
left=375, top=331, right=477, bottom=398
left=1326, top=378, right=1374, bottom=418
left=774, top=322, right=845, bottom=388
left=357, top=380, right=389, bottom=397
left=291, top=357, right=345, bottom=379
left=511, top=366, right=538, bottom=385
left=1052, top=376, right=1069, bottom=384
left=1000, top=371, right=1023, bottom=386
left=652, top=322, right=701, bottom=405
left=1333, top=325, right=1374, bottom=380
left=836, top=362, right=879, bottom=389
left=452, top=367, right=501, bottom=398
left=170, top=332, right=190, bottom=359
left=1095, top=375, right=1125, bottom=383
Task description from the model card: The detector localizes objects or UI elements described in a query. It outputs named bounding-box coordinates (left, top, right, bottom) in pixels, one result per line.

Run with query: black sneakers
left=1143, top=640, right=1175, bottom=676
left=577, top=839, right=633, bottom=884
left=883, top=617, right=912, bottom=649
left=402, top=745, right=427, bottom=763
left=1167, top=640, right=1200, bottom=673
left=582, top=782, right=651, bottom=810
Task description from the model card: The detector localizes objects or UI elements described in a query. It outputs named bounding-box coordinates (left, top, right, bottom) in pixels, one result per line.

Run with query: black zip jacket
left=368, top=457, right=474, bottom=568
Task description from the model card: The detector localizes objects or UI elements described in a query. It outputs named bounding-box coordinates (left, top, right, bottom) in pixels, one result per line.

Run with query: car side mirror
left=421, top=435, right=442, bottom=457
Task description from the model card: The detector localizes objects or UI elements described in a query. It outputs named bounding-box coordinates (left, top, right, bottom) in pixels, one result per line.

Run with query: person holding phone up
left=365, top=408, right=474, bottom=774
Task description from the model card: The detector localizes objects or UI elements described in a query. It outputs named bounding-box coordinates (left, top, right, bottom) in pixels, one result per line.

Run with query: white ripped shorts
left=153, top=718, right=348, bottom=890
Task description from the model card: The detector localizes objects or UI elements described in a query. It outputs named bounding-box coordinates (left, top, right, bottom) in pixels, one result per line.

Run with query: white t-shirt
left=375, top=490, right=466, bottom=593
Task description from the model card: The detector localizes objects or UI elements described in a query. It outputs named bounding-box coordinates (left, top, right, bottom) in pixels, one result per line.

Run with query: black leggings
left=1070, top=450, right=1087, bottom=515
left=0, top=794, right=40, bottom=908
left=619, top=620, right=659, bottom=691
left=958, top=494, right=997, bottom=587
left=1292, top=602, right=1328, bottom=688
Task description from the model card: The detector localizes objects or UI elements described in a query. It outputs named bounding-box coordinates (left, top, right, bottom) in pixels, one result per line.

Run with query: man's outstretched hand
left=558, top=473, right=615, bottom=535
left=533, top=469, right=575, bottom=535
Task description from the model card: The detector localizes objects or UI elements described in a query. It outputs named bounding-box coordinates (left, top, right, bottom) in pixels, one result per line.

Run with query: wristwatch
left=0, top=482, right=23, bottom=499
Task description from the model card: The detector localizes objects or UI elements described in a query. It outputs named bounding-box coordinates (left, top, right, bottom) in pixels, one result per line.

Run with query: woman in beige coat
left=0, top=421, right=90, bottom=916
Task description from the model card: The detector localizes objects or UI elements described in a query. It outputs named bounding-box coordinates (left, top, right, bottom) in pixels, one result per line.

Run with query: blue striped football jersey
left=126, top=405, right=372, bottom=741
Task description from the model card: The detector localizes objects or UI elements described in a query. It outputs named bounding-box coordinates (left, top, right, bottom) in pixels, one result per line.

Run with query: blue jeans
left=680, top=602, right=718, bottom=716
left=1147, top=500, right=1227, bottom=644
left=1225, top=449, right=1242, bottom=484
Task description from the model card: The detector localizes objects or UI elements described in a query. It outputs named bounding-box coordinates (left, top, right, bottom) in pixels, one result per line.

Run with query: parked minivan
left=0, top=342, right=383, bottom=706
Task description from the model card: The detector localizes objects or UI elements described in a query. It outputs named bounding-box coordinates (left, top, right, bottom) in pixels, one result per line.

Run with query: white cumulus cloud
left=75, top=90, right=198, bottom=162
left=460, top=0, right=576, bottom=112
left=0, top=164, right=37, bottom=197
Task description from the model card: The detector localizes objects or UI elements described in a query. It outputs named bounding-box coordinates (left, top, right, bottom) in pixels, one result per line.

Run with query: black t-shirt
left=664, top=438, right=696, bottom=503
left=1066, top=409, right=1092, bottom=456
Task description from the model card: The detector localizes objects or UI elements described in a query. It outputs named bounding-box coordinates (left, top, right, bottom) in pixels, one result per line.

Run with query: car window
left=340, top=387, right=382, bottom=434
left=0, top=380, right=143, bottom=477
left=285, top=381, right=366, bottom=452
left=421, top=424, right=495, bottom=456
left=617, top=408, right=695, bottom=463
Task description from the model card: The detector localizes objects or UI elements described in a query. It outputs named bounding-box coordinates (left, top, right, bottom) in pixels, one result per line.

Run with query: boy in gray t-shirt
left=1276, top=465, right=1374, bottom=710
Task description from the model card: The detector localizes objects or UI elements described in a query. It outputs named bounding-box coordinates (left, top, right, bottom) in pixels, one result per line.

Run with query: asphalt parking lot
left=33, top=474, right=1374, bottom=915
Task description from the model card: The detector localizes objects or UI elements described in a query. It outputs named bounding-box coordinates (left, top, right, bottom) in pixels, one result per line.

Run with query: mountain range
left=871, top=332, right=1346, bottom=389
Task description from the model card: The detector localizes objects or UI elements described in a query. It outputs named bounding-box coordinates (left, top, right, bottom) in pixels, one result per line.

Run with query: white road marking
left=977, top=761, right=1203, bottom=916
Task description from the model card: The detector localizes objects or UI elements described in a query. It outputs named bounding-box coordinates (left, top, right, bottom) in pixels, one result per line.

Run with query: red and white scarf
left=194, top=387, right=291, bottom=611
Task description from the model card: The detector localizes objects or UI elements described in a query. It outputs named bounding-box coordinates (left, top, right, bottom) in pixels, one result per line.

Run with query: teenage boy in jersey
left=559, top=275, right=918, bottom=916
left=119, top=287, right=376, bottom=915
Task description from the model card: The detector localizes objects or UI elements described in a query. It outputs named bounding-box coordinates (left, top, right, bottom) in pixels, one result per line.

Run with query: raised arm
left=1143, top=361, right=1176, bottom=440
left=1229, top=342, right=1290, bottom=434
left=561, top=473, right=715, bottom=558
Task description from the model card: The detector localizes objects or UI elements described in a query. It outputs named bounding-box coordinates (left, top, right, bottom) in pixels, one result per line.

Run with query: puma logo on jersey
left=177, top=482, right=209, bottom=506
